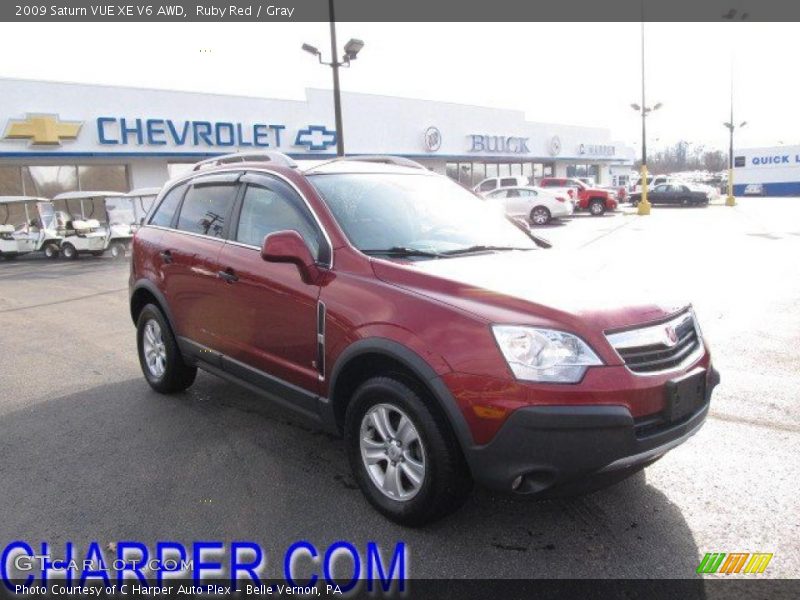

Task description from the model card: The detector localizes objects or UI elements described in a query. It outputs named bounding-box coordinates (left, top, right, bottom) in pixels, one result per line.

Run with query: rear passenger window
left=500, top=178, right=517, bottom=187
left=149, top=183, right=186, bottom=228
left=176, top=183, right=238, bottom=238
left=236, top=184, right=322, bottom=259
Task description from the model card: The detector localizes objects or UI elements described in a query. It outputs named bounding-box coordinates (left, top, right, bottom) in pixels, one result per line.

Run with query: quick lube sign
left=750, top=153, right=800, bottom=166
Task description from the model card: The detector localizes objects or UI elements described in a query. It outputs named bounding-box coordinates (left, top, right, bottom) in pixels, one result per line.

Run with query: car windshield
left=308, top=173, right=537, bottom=257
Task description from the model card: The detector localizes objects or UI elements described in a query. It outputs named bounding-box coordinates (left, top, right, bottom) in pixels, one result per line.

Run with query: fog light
left=511, top=475, right=523, bottom=491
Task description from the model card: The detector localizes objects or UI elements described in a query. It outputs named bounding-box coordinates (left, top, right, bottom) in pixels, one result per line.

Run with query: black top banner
left=2, top=0, right=798, bottom=22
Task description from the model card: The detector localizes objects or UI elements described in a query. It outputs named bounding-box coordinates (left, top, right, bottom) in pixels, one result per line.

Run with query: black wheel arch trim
left=326, top=337, right=476, bottom=453
left=130, top=279, right=177, bottom=331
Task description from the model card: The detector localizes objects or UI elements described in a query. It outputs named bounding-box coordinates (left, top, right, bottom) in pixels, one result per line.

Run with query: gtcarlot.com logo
left=697, top=552, right=773, bottom=575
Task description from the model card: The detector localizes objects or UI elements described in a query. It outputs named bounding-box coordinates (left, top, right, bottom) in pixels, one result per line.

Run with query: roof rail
left=307, top=155, right=427, bottom=172
left=192, top=151, right=298, bottom=172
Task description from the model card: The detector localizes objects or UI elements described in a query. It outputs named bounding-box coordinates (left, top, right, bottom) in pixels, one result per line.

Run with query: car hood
left=371, top=250, right=687, bottom=333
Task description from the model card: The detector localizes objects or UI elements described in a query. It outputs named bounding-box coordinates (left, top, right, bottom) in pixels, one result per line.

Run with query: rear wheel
left=43, top=243, right=59, bottom=259
left=110, top=242, right=127, bottom=259
left=136, top=303, right=197, bottom=393
left=589, top=199, right=606, bottom=215
left=345, top=376, right=472, bottom=526
left=530, top=206, right=551, bottom=226
left=61, top=243, right=78, bottom=260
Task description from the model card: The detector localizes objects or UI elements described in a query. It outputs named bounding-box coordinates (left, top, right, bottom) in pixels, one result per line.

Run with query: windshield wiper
left=440, top=245, right=533, bottom=256
left=362, top=246, right=443, bottom=258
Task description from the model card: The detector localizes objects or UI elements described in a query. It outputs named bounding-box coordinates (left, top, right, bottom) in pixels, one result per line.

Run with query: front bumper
left=463, top=365, right=720, bottom=494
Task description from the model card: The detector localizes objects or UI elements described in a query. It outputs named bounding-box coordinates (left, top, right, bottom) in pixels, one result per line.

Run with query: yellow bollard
left=638, top=165, right=652, bottom=215
left=726, top=167, right=737, bottom=206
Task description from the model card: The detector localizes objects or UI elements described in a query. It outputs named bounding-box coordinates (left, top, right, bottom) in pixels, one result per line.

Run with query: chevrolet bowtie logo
left=3, top=114, right=83, bottom=145
left=294, top=125, right=337, bottom=151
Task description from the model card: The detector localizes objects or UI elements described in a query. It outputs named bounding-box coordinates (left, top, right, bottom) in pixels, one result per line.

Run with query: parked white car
left=484, top=185, right=574, bottom=225
left=473, top=175, right=531, bottom=194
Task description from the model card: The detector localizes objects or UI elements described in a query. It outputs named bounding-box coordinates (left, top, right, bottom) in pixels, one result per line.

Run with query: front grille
left=606, top=311, right=701, bottom=374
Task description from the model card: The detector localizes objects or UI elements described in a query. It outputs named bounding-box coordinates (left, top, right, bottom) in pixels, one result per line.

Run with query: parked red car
left=538, top=177, right=618, bottom=215
left=130, top=153, right=718, bottom=525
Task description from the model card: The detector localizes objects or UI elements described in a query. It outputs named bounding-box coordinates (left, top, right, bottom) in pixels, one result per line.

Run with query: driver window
left=236, top=184, right=321, bottom=259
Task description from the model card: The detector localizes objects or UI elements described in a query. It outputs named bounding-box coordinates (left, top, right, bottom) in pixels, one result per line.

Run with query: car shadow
left=0, top=375, right=705, bottom=583
left=0, top=256, right=127, bottom=281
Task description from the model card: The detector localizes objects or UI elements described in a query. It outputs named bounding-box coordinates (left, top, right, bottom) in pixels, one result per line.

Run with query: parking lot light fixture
left=301, top=0, right=364, bottom=156
left=630, top=16, right=661, bottom=216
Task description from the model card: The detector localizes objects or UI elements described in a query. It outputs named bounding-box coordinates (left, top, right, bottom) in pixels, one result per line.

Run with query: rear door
left=158, top=172, right=241, bottom=349
left=215, top=172, right=329, bottom=399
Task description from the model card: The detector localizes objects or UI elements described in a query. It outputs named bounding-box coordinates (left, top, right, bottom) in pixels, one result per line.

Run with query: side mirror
left=261, top=230, right=320, bottom=281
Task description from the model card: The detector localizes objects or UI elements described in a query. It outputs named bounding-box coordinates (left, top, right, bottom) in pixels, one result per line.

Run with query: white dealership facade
left=0, top=77, right=634, bottom=197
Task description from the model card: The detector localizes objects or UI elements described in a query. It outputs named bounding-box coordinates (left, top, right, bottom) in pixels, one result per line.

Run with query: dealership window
left=0, top=164, right=129, bottom=196
left=78, top=165, right=128, bottom=192
left=445, top=162, right=459, bottom=181
left=0, top=167, right=23, bottom=195
left=23, top=166, right=79, bottom=197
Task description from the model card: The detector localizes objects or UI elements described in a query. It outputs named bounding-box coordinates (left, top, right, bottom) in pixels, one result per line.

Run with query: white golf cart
left=0, top=196, right=63, bottom=259
left=52, top=191, right=137, bottom=259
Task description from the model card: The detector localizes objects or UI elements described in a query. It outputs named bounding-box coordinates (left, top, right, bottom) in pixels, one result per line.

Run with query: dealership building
left=0, top=77, right=635, bottom=197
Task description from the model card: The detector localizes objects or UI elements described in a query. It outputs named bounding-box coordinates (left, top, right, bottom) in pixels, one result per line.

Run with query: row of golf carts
left=0, top=188, right=160, bottom=261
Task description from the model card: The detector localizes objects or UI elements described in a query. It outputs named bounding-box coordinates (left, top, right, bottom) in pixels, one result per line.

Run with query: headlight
left=492, top=326, right=602, bottom=383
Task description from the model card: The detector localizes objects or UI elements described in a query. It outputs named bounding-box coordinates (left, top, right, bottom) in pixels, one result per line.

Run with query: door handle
left=159, top=250, right=173, bottom=264
left=218, top=269, right=239, bottom=283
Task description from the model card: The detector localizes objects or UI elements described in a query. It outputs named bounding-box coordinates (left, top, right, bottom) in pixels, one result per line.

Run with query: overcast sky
left=0, top=21, right=795, bottom=152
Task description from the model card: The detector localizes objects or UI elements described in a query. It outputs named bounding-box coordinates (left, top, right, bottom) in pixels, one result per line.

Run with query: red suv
left=538, top=177, right=618, bottom=215
left=130, top=153, right=719, bottom=525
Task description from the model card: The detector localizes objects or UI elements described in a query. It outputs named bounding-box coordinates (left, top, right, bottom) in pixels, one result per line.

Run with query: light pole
left=302, top=0, right=364, bottom=157
left=630, top=19, right=661, bottom=216
left=723, top=91, right=746, bottom=207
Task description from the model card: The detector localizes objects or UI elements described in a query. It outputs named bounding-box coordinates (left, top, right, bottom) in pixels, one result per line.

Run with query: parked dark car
left=630, top=183, right=709, bottom=207
left=129, top=152, right=718, bottom=525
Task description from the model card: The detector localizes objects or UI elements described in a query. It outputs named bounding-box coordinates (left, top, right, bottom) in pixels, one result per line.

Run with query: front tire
left=345, top=376, right=472, bottom=526
left=61, top=243, right=78, bottom=260
left=136, top=303, right=197, bottom=393
left=530, top=206, right=551, bottom=226
left=589, top=199, right=606, bottom=216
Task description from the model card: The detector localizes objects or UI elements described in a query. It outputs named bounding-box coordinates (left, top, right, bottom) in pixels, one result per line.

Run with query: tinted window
left=654, top=184, right=670, bottom=192
left=506, top=189, right=520, bottom=197
left=235, top=184, right=321, bottom=259
left=176, top=183, right=238, bottom=238
left=500, top=178, right=517, bottom=187
left=478, top=179, right=496, bottom=192
left=150, top=183, right=186, bottom=227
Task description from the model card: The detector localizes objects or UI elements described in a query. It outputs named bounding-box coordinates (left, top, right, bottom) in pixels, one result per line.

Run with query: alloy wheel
left=360, top=403, right=426, bottom=501
left=142, top=319, right=167, bottom=378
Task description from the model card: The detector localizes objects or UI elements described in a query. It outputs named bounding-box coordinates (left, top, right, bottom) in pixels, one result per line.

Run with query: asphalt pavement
left=0, top=197, right=797, bottom=580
